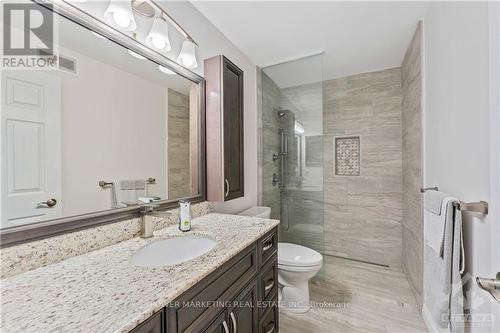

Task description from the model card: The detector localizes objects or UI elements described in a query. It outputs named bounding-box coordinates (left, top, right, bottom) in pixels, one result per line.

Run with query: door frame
left=488, top=4, right=500, bottom=332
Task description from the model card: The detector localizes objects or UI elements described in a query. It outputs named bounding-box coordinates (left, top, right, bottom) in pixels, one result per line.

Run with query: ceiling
left=192, top=1, right=430, bottom=87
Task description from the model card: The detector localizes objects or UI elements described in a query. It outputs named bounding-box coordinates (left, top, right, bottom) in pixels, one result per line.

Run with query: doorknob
left=477, top=272, right=500, bottom=303
left=36, top=198, right=57, bottom=208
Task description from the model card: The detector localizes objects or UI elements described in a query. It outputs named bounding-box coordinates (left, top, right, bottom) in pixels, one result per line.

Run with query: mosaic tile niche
left=335, top=136, right=360, bottom=176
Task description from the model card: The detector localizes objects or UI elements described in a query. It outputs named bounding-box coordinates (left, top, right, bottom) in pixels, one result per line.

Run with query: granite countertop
left=0, top=213, right=279, bottom=333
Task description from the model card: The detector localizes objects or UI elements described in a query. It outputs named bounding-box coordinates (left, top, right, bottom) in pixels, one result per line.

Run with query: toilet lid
left=278, top=243, right=323, bottom=267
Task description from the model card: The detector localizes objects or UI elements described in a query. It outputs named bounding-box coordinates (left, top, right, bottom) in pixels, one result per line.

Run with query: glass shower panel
left=261, top=54, right=324, bottom=254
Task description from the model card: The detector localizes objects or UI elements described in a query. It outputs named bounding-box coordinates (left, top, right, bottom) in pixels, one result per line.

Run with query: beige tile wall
left=261, top=73, right=283, bottom=221
left=168, top=89, right=191, bottom=198
left=401, top=22, right=423, bottom=305
left=323, top=68, right=404, bottom=268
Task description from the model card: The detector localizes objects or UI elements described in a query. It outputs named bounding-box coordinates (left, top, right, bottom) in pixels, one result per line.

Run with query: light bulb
left=177, top=40, right=198, bottom=69
left=104, top=0, right=136, bottom=31
left=181, top=56, right=194, bottom=68
left=113, top=12, right=131, bottom=28
left=146, top=17, right=171, bottom=51
left=151, top=37, right=166, bottom=50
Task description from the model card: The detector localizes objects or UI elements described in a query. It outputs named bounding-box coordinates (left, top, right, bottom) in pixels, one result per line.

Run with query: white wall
left=53, top=47, right=168, bottom=216
left=155, top=1, right=258, bottom=213
left=66, top=1, right=258, bottom=213
left=423, top=2, right=497, bottom=331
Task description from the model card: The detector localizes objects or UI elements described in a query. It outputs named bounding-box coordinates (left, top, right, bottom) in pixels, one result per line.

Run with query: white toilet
left=238, top=206, right=323, bottom=313
left=277, top=243, right=323, bottom=313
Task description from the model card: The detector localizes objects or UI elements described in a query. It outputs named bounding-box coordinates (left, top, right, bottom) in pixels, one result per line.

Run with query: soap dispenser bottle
left=179, top=200, right=191, bottom=232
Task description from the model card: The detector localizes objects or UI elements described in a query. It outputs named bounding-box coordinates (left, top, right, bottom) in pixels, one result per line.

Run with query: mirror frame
left=0, top=0, right=206, bottom=247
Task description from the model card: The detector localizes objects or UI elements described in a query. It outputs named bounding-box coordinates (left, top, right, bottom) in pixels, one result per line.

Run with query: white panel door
left=1, top=71, right=62, bottom=227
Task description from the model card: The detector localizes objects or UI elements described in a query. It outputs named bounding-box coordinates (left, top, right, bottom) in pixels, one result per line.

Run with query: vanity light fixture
left=177, top=39, right=198, bottom=69
left=132, top=0, right=199, bottom=69
left=158, top=65, right=174, bottom=75
left=146, top=15, right=171, bottom=51
left=104, top=0, right=137, bottom=31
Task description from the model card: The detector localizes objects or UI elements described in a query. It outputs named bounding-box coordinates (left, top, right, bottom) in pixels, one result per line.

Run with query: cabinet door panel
left=229, top=280, right=258, bottom=333
left=131, top=310, right=163, bottom=333
left=222, top=57, right=244, bottom=201
left=204, top=311, right=229, bottom=333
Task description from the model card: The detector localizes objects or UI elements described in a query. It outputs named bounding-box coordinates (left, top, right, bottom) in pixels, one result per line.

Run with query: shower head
left=277, top=109, right=289, bottom=118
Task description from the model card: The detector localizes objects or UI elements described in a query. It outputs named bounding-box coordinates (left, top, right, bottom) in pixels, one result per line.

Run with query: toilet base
left=278, top=282, right=311, bottom=313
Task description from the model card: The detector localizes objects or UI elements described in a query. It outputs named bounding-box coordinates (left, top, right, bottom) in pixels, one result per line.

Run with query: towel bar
left=420, top=186, right=438, bottom=193
left=421, top=186, right=488, bottom=214
left=98, top=181, right=114, bottom=188
left=453, top=201, right=488, bottom=215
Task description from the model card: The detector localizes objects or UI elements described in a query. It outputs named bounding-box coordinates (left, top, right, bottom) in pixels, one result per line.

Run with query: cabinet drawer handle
left=230, top=311, right=237, bottom=333
left=262, top=242, right=273, bottom=252
left=265, top=279, right=274, bottom=292
left=223, top=320, right=229, bottom=333
left=224, top=179, right=230, bottom=198
left=265, top=322, right=275, bottom=333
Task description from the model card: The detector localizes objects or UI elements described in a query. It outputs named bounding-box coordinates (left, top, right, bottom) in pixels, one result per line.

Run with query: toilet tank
left=239, top=206, right=271, bottom=219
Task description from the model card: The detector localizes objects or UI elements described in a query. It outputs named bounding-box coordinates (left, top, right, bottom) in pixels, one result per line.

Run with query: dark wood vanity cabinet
left=205, top=55, right=244, bottom=202
left=131, top=228, right=278, bottom=333
left=130, top=310, right=164, bottom=333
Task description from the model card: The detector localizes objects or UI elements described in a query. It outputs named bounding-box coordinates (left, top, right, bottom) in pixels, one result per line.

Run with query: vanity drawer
left=258, top=228, right=277, bottom=267
left=259, top=300, right=279, bottom=333
left=259, top=254, right=277, bottom=303
left=168, top=244, right=258, bottom=333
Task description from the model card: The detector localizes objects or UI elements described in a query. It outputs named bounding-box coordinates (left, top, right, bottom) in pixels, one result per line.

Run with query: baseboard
left=402, top=264, right=423, bottom=310
left=422, top=303, right=450, bottom=333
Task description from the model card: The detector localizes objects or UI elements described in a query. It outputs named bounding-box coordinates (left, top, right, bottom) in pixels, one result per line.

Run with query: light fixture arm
left=132, top=0, right=198, bottom=46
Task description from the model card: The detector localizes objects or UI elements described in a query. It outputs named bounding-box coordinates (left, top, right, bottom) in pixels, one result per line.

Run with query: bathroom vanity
left=0, top=214, right=279, bottom=333
left=134, top=226, right=278, bottom=333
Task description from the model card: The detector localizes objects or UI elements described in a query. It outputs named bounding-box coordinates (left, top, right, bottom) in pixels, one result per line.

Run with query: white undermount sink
left=131, top=236, right=216, bottom=268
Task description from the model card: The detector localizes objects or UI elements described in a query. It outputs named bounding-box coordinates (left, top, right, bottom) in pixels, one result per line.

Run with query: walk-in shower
left=261, top=54, right=325, bottom=254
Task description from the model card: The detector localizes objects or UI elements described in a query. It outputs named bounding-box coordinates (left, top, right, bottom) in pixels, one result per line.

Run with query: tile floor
left=279, top=256, right=427, bottom=333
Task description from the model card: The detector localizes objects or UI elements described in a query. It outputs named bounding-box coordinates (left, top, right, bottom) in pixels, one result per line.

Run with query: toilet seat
left=278, top=262, right=323, bottom=273
left=278, top=243, right=323, bottom=267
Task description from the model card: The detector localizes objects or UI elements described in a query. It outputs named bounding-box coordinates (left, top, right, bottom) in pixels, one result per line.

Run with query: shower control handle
left=272, top=174, right=279, bottom=187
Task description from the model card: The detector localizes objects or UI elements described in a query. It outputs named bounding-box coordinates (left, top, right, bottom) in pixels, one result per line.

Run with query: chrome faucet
left=139, top=204, right=171, bottom=238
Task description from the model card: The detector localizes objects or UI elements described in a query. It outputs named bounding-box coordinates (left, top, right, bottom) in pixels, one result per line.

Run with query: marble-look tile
left=280, top=256, right=426, bottom=333
left=0, top=214, right=279, bottom=333
left=322, top=67, right=403, bottom=269
left=401, top=22, right=423, bottom=305
left=168, top=89, right=191, bottom=198
left=0, top=201, right=215, bottom=278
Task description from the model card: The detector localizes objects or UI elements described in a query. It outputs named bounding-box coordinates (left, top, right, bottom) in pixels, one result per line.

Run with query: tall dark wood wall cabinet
left=205, top=55, right=244, bottom=202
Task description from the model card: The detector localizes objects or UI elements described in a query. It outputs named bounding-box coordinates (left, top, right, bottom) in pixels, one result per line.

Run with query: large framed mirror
left=1, top=0, right=205, bottom=246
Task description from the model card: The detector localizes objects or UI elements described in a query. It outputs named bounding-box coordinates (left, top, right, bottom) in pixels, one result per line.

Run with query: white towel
left=424, top=190, right=448, bottom=215
left=424, top=192, right=456, bottom=256
left=423, top=197, right=465, bottom=333
left=115, top=179, right=146, bottom=206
